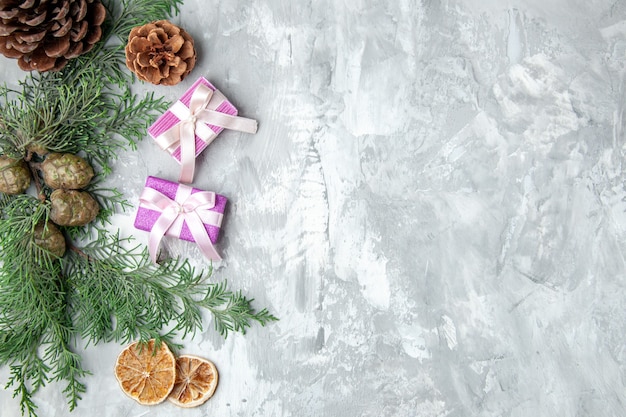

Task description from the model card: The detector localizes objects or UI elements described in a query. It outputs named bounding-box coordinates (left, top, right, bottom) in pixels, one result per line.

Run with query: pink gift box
left=134, top=176, right=227, bottom=244
left=147, top=77, right=238, bottom=162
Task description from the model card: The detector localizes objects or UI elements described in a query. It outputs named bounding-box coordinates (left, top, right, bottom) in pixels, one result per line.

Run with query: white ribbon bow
left=154, top=83, right=258, bottom=183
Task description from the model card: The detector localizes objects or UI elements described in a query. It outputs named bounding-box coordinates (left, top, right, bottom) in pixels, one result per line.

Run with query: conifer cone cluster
left=42, top=153, right=99, bottom=227
left=0, top=0, right=107, bottom=72
left=0, top=151, right=100, bottom=257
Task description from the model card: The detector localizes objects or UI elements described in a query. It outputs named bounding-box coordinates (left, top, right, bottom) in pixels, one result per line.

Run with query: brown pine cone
left=125, top=20, right=196, bottom=86
left=33, top=221, right=66, bottom=257
left=41, top=153, right=94, bottom=189
left=0, top=0, right=107, bottom=72
left=0, top=155, right=31, bottom=195
left=49, top=188, right=99, bottom=226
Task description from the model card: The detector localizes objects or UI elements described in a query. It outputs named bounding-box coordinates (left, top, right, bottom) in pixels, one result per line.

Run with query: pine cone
left=125, top=20, right=196, bottom=86
left=49, top=189, right=99, bottom=226
left=0, top=0, right=107, bottom=72
left=41, top=153, right=94, bottom=189
left=0, top=155, right=31, bottom=195
left=33, top=221, right=66, bottom=257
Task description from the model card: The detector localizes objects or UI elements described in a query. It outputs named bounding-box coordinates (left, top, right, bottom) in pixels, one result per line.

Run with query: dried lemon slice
left=114, top=339, right=176, bottom=405
left=168, top=355, right=219, bottom=408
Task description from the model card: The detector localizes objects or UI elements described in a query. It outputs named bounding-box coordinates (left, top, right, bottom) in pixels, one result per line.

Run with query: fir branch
left=104, top=0, right=184, bottom=42
left=200, top=286, right=279, bottom=337
left=107, top=90, right=169, bottom=146
left=0, top=87, right=28, bottom=158
left=61, top=44, right=129, bottom=88
left=65, top=233, right=277, bottom=345
left=0, top=197, right=86, bottom=412
left=20, top=74, right=107, bottom=153
left=5, top=366, right=38, bottom=417
left=64, top=232, right=180, bottom=345
left=0, top=66, right=167, bottom=174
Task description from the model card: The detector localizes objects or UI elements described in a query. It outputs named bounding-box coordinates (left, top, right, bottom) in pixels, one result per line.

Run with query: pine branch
left=107, top=90, right=169, bottom=147
left=104, top=0, right=184, bottom=42
left=5, top=366, right=39, bottom=417
left=0, top=197, right=86, bottom=411
left=201, top=286, right=279, bottom=337
left=65, top=233, right=277, bottom=345
left=0, top=66, right=168, bottom=173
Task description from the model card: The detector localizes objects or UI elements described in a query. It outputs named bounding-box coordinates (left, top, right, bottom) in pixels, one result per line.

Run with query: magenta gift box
left=134, top=176, right=227, bottom=244
left=147, top=77, right=238, bottom=162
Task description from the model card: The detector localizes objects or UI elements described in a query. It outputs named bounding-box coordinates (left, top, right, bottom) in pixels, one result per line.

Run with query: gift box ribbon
left=139, top=183, right=224, bottom=263
left=154, top=83, right=258, bottom=183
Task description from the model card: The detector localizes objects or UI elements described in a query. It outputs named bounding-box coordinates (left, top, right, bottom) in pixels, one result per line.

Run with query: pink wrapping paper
left=134, top=176, right=227, bottom=244
left=147, top=77, right=239, bottom=162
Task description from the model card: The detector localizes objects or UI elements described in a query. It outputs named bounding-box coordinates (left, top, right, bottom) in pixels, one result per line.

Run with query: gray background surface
left=2, top=0, right=626, bottom=416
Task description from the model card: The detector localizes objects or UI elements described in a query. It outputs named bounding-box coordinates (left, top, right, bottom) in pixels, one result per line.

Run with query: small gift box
left=134, top=176, right=227, bottom=263
left=148, top=77, right=258, bottom=183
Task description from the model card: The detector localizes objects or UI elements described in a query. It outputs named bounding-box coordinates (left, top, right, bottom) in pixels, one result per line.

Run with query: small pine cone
left=49, top=189, right=99, bottom=226
left=41, top=153, right=94, bottom=189
left=125, top=20, right=196, bottom=86
left=0, top=156, right=31, bottom=195
left=33, top=221, right=66, bottom=257
left=0, top=0, right=107, bottom=72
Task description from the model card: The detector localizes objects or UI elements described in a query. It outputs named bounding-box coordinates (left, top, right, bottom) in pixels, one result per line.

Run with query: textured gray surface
left=2, top=0, right=626, bottom=416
